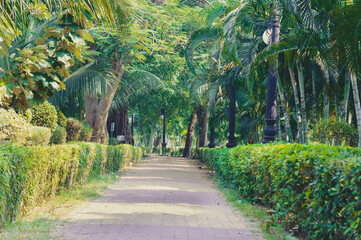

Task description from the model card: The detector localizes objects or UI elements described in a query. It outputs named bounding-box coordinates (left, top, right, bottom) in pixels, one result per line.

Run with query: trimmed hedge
left=27, top=126, right=51, bottom=146
left=50, top=126, right=67, bottom=145
left=198, top=143, right=361, bottom=239
left=31, top=101, right=58, bottom=130
left=66, top=118, right=82, bottom=142
left=0, top=143, right=142, bottom=227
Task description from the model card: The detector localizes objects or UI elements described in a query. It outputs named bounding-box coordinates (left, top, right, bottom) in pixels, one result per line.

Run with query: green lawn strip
left=214, top=176, right=298, bottom=240
left=0, top=172, right=121, bottom=240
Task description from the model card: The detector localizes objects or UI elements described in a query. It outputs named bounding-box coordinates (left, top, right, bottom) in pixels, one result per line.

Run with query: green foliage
left=0, top=143, right=143, bottom=227
left=110, top=138, right=121, bottom=145
left=26, top=126, right=51, bottom=146
left=49, top=126, right=67, bottom=145
left=198, top=144, right=361, bottom=239
left=311, top=119, right=357, bottom=146
left=79, top=124, right=93, bottom=142
left=66, top=118, right=82, bottom=142
left=57, top=109, right=67, bottom=128
left=0, top=108, right=33, bottom=145
left=31, top=101, right=58, bottom=130
left=22, top=109, right=32, bottom=123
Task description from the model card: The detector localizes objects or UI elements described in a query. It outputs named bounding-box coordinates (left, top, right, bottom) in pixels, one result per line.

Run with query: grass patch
left=215, top=177, right=298, bottom=240
left=0, top=172, right=121, bottom=240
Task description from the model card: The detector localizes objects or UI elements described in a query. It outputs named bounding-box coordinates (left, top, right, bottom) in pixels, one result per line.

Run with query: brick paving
left=52, top=156, right=264, bottom=240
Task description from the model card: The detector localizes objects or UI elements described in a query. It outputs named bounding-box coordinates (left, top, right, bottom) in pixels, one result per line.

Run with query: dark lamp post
left=263, top=5, right=279, bottom=143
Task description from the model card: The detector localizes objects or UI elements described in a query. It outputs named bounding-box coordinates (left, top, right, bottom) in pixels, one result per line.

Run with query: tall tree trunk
left=312, top=69, right=317, bottom=126
left=350, top=71, right=361, bottom=147
left=297, top=63, right=307, bottom=143
left=276, top=94, right=282, bottom=140
left=289, top=67, right=302, bottom=142
left=343, top=74, right=351, bottom=121
left=183, top=113, right=197, bottom=158
left=85, top=58, right=123, bottom=143
left=321, top=60, right=330, bottom=119
left=324, top=91, right=329, bottom=119
left=195, top=106, right=209, bottom=147
left=277, top=79, right=293, bottom=142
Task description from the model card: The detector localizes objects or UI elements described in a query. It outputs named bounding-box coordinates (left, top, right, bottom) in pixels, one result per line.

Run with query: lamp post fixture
left=226, top=85, right=237, bottom=148
left=161, top=109, right=167, bottom=154
left=263, top=4, right=280, bottom=143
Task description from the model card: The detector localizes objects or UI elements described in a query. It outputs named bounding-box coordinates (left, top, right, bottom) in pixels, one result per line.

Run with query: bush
left=0, top=108, right=33, bottom=145
left=22, top=109, right=32, bottom=123
left=26, top=126, right=51, bottom=146
left=198, top=144, right=361, bottom=239
left=50, top=126, right=67, bottom=145
left=79, top=124, right=93, bottom=142
left=110, top=137, right=120, bottom=145
left=311, top=119, right=357, bottom=146
left=57, top=109, right=67, bottom=128
left=31, top=101, right=58, bottom=130
left=0, top=143, right=143, bottom=227
left=66, top=118, right=82, bottom=142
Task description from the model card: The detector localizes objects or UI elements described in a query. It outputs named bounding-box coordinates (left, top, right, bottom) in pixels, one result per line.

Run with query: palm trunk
left=297, top=63, right=308, bottom=143
left=350, top=71, right=361, bottom=147
left=183, top=113, right=197, bottom=158
left=277, top=82, right=293, bottom=143
left=276, top=94, right=282, bottom=140
left=289, top=67, right=302, bottom=142
left=343, top=74, right=351, bottom=121
left=85, top=58, right=123, bottom=143
left=312, top=69, right=317, bottom=126
left=324, top=91, right=329, bottom=119
left=195, top=106, right=209, bottom=147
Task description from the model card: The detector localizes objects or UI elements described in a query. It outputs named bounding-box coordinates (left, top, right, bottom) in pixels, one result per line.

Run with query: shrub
left=311, top=119, right=357, bottom=146
left=0, top=143, right=143, bottom=227
left=26, top=126, right=51, bottom=146
left=110, top=137, right=120, bottom=145
left=22, top=109, right=32, bottom=123
left=50, top=126, right=67, bottom=145
left=31, top=101, right=58, bottom=130
left=0, top=108, right=33, bottom=145
left=79, top=124, right=93, bottom=142
left=57, top=109, right=67, bottom=128
left=66, top=118, right=82, bottom=142
left=198, top=144, right=361, bottom=239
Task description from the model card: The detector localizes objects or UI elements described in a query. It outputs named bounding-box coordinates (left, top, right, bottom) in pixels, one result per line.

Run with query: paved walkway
left=53, top=156, right=264, bottom=240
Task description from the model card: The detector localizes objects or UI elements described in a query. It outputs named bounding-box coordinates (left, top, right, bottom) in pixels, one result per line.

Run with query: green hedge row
left=0, top=143, right=142, bottom=227
left=198, top=143, right=361, bottom=239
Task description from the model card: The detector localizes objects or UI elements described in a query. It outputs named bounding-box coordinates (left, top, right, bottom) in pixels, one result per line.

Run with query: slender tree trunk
left=321, top=60, right=330, bottom=119
left=312, top=69, right=317, bottom=126
left=289, top=67, right=302, bottom=142
left=183, top=113, right=197, bottom=158
left=85, top=59, right=124, bottom=143
left=324, top=91, right=329, bottom=119
left=297, top=63, right=308, bottom=143
left=350, top=71, right=361, bottom=147
left=276, top=94, right=282, bottom=140
left=343, top=74, right=351, bottom=121
left=278, top=84, right=293, bottom=142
